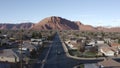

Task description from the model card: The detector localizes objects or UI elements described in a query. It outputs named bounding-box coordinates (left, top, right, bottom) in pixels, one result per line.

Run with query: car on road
left=57, top=51, right=61, bottom=55
left=42, top=59, right=46, bottom=63
left=37, top=60, right=41, bottom=64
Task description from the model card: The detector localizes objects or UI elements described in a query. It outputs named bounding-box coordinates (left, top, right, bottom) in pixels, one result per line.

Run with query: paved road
left=33, top=33, right=101, bottom=68
left=0, top=62, right=10, bottom=68
left=0, top=62, right=19, bottom=68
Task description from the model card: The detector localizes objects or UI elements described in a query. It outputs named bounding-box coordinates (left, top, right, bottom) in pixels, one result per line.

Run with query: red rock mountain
left=0, top=16, right=120, bottom=32
left=32, top=16, right=120, bottom=32
left=75, top=21, right=96, bottom=31
left=32, top=16, right=99, bottom=31
left=32, top=16, right=80, bottom=30
left=97, top=27, right=120, bottom=32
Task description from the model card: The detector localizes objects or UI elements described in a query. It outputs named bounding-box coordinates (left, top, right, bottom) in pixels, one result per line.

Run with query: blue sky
left=0, top=0, right=120, bottom=26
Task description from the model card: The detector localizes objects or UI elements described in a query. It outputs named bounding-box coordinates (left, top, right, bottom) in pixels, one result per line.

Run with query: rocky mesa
left=0, top=23, right=33, bottom=30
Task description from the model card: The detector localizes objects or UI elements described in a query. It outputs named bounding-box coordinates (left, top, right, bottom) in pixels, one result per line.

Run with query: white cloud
left=95, top=19, right=120, bottom=27
left=112, top=19, right=120, bottom=23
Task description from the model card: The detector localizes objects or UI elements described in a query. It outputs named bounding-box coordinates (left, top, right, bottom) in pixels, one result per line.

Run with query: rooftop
left=111, top=43, right=120, bottom=47
left=0, top=49, right=17, bottom=58
left=98, top=59, right=120, bottom=67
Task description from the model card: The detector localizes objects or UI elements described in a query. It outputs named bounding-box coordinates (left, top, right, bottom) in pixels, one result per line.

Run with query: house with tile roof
left=100, top=46, right=115, bottom=56
left=99, top=43, right=120, bottom=57
left=98, top=59, right=120, bottom=68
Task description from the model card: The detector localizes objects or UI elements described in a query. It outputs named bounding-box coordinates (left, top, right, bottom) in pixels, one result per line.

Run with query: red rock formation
left=32, top=16, right=79, bottom=30
left=0, top=16, right=120, bottom=32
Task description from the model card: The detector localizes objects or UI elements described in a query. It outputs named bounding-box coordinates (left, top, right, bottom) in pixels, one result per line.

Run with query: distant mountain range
left=0, top=23, right=33, bottom=30
left=0, top=16, right=120, bottom=32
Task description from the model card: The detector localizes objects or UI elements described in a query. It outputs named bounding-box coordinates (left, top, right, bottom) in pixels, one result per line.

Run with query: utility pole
left=20, top=29, right=23, bottom=68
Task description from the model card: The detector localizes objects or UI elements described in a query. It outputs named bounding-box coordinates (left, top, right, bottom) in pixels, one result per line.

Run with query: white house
left=87, top=41, right=96, bottom=47
left=31, top=38, right=42, bottom=42
left=96, top=41, right=104, bottom=44
left=31, top=38, right=43, bottom=45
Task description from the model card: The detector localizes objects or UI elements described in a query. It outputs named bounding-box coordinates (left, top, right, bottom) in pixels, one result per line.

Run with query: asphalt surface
left=0, top=62, right=11, bottom=68
left=33, top=33, right=101, bottom=68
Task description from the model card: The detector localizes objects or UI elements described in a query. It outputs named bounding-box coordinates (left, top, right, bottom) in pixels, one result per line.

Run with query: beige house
left=65, top=40, right=78, bottom=50
left=100, top=46, right=115, bottom=56
left=99, top=44, right=119, bottom=56
left=0, top=49, right=20, bottom=63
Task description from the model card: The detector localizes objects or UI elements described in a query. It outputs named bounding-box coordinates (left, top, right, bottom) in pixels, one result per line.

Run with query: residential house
left=86, top=41, right=96, bottom=47
left=110, top=43, right=120, bottom=54
left=41, top=37, right=47, bottom=41
left=100, top=46, right=115, bottom=56
left=104, top=38, right=119, bottom=44
left=110, top=43, right=120, bottom=48
left=111, top=39, right=119, bottom=43
left=0, top=49, right=20, bottom=63
left=98, top=59, right=120, bottom=68
left=76, top=39, right=84, bottom=43
left=85, top=40, right=104, bottom=47
left=96, top=40, right=104, bottom=44
left=18, top=47, right=30, bottom=56
left=70, top=38, right=77, bottom=43
left=21, top=41, right=37, bottom=52
left=31, top=38, right=43, bottom=45
left=86, top=59, right=120, bottom=68
left=18, top=41, right=37, bottom=57
left=99, top=44, right=119, bottom=57
left=104, top=38, right=111, bottom=44
left=85, top=41, right=96, bottom=51
left=65, top=40, right=78, bottom=50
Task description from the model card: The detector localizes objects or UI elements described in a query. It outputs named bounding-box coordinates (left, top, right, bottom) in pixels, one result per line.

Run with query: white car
left=42, top=60, right=46, bottom=63
left=57, top=51, right=61, bottom=55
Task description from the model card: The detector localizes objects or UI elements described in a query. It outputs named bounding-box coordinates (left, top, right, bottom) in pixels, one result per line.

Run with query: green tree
left=30, top=49, right=37, bottom=58
left=31, top=32, right=37, bottom=38
left=38, top=32, right=42, bottom=38
left=31, top=32, right=42, bottom=39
